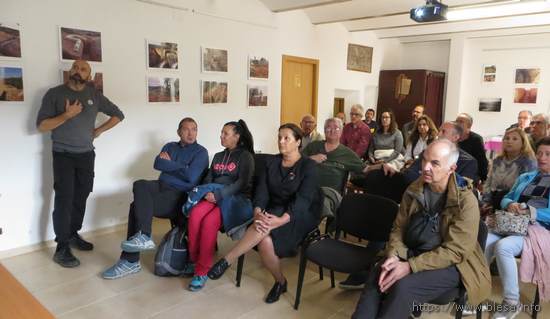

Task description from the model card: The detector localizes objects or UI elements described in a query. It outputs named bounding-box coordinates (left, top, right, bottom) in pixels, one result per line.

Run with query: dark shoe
left=53, top=245, right=80, bottom=268
left=69, top=233, right=94, bottom=251
left=265, top=280, right=287, bottom=303
left=338, top=273, right=366, bottom=290
left=490, top=260, right=499, bottom=276
left=207, top=258, right=230, bottom=280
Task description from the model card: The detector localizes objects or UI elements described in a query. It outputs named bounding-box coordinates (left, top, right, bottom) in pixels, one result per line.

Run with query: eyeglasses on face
left=350, top=112, right=362, bottom=117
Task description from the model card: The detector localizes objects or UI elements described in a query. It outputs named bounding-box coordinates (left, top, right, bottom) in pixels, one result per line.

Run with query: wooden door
left=281, top=55, right=319, bottom=125
left=333, top=98, right=344, bottom=116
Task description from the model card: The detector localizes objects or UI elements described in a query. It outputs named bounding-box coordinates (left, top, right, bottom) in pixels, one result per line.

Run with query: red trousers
left=187, top=200, right=222, bottom=275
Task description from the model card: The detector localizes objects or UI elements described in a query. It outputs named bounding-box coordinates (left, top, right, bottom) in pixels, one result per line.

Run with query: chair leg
left=330, top=270, right=335, bottom=288
left=294, top=252, right=308, bottom=310
left=532, top=287, right=540, bottom=319
left=476, top=304, right=482, bottom=319
left=454, top=294, right=466, bottom=319
left=235, top=254, right=245, bottom=287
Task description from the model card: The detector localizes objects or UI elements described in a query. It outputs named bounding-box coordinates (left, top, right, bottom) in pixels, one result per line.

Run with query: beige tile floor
left=1, top=219, right=547, bottom=319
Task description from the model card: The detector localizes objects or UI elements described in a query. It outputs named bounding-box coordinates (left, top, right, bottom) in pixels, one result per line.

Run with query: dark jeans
left=52, top=151, right=95, bottom=246
left=352, top=262, right=460, bottom=319
left=121, top=179, right=186, bottom=263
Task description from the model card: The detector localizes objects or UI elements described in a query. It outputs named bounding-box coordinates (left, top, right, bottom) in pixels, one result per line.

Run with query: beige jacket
left=385, top=173, right=491, bottom=305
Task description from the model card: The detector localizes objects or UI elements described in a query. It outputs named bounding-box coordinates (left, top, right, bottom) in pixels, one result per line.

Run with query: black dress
left=253, top=154, right=322, bottom=257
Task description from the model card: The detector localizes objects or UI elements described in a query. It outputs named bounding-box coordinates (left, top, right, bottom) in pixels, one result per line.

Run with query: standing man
left=300, top=114, right=323, bottom=150
left=364, top=108, right=379, bottom=134
left=36, top=60, right=125, bottom=268
left=402, top=105, right=424, bottom=146
left=456, top=113, right=488, bottom=183
left=341, top=104, right=372, bottom=159
left=507, top=110, right=532, bottom=133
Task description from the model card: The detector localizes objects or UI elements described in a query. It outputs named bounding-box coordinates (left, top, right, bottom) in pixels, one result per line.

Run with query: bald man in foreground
left=37, top=60, right=125, bottom=268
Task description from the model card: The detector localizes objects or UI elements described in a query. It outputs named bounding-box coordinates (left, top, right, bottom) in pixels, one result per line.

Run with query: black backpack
left=154, top=225, right=188, bottom=276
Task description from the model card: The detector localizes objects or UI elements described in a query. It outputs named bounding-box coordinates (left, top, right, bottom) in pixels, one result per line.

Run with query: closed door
left=281, top=55, right=319, bottom=125
left=333, top=97, right=344, bottom=116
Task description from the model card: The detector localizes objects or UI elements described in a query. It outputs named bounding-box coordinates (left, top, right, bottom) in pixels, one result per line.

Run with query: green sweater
left=302, top=141, right=365, bottom=193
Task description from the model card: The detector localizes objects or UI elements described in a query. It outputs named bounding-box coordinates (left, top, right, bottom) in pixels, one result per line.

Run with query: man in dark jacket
left=456, top=113, right=488, bottom=183
left=102, top=117, right=208, bottom=280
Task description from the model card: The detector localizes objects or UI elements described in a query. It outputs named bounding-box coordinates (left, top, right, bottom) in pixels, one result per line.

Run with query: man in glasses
left=341, top=104, right=372, bottom=160
left=300, top=114, right=323, bottom=150
left=508, top=110, right=532, bottom=134
left=529, top=113, right=549, bottom=150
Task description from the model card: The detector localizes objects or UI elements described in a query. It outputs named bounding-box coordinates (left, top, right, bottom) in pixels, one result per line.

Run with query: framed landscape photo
left=482, top=64, right=496, bottom=82
left=248, top=55, right=269, bottom=80
left=147, top=40, right=178, bottom=69
left=59, top=26, right=102, bottom=62
left=0, top=23, right=22, bottom=59
left=347, top=43, right=373, bottom=73
left=0, top=66, right=24, bottom=101
left=201, top=47, right=228, bottom=73
left=515, top=68, right=540, bottom=84
left=147, top=76, right=180, bottom=103
left=202, top=80, right=228, bottom=104
left=248, top=84, right=268, bottom=107
left=61, top=70, right=103, bottom=94
left=478, top=98, right=501, bottom=112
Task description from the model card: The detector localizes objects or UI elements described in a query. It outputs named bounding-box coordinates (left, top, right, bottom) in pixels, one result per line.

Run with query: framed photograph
left=0, top=66, right=24, bottom=101
left=482, top=64, right=496, bottom=82
left=248, top=84, right=268, bottom=107
left=347, top=43, right=373, bottom=73
left=248, top=55, right=269, bottom=80
left=147, top=76, right=180, bottom=103
left=514, top=88, right=537, bottom=104
left=0, top=23, right=22, bottom=59
left=61, top=70, right=103, bottom=94
left=515, top=68, right=540, bottom=84
left=201, top=47, right=228, bottom=73
left=147, top=40, right=178, bottom=69
left=478, top=98, right=501, bottom=112
left=201, top=80, right=228, bottom=104
left=59, top=26, right=102, bottom=62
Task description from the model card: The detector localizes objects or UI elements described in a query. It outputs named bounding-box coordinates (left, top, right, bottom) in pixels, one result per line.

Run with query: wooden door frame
left=280, top=54, right=320, bottom=124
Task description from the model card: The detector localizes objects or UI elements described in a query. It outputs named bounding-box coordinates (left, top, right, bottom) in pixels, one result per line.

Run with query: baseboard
left=0, top=223, right=128, bottom=260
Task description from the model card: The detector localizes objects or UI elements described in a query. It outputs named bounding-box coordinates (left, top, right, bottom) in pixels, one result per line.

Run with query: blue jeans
left=484, top=232, right=524, bottom=304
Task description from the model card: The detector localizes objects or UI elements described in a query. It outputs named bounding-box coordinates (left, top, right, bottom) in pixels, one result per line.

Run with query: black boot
left=208, top=258, right=230, bottom=280
left=53, top=245, right=80, bottom=268
left=265, top=279, right=287, bottom=303
left=69, top=233, right=94, bottom=251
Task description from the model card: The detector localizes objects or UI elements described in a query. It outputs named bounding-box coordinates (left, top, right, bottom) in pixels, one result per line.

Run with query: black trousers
left=352, top=262, right=460, bottom=319
left=52, top=151, right=95, bottom=246
left=121, top=179, right=186, bottom=263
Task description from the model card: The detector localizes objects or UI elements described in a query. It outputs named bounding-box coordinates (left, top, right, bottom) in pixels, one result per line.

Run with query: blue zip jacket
left=154, top=141, right=209, bottom=192
left=501, top=170, right=550, bottom=226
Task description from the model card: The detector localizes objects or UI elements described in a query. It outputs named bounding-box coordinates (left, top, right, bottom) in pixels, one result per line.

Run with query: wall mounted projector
left=410, top=0, right=448, bottom=22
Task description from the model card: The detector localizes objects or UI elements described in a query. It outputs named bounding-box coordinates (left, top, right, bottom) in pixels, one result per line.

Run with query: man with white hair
left=352, top=139, right=490, bottom=319
left=341, top=104, right=372, bottom=159
left=508, top=110, right=532, bottom=133
left=300, top=114, right=323, bottom=150
left=456, top=113, right=488, bottom=183
left=528, top=113, right=549, bottom=150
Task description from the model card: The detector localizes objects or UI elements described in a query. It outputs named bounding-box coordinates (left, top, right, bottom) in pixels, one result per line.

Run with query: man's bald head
left=68, top=60, right=92, bottom=88
left=300, top=114, right=317, bottom=135
left=421, top=138, right=458, bottom=187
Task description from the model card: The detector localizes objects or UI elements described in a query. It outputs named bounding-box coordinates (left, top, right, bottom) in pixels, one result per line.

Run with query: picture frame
left=59, top=26, right=102, bottom=62
left=201, top=47, right=228, bottom=73
left=247, top=84, right=268, bottom=107
left=0, top=66, right=24, bottom=101
left=201, top=80, right=228, bottom=104
left=0, top=23, right=22, bottom=59
left=248, top=55, right=269, bottom=80
left=347, top=43, right=373, bottom=73
left=147, top=76, right=180, bottom=103
left=146, top=40, right=178, bottom=70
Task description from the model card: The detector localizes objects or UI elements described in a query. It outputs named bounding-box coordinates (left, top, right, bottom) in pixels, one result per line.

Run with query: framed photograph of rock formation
left=202, top=80, right=228, bottom=104
left=347, top=43, right=373, bottom=73
left=515, top=68, right=540, bottom=84
left=147, top=76, right=180, bottom=103
left=61, top=70, right=103, bottom=94
left=147, top=40, right=178, bottom=69
left=59, top=26, right=102, bottom=62
left=248, top=84, right=268, bottom=107
left=0, top=66, right=24, bottom=101
left=249, top=55, right=269, bottom=80
left=0, top=23, right=22, bottom=59
left=482, top=65, right=496, bottom=82
left=201, top=47, right=228, bottom=73
left=514, top=88, right=537, bottom=104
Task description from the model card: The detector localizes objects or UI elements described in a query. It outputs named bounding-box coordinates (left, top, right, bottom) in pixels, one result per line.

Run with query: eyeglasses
left=532, top=121, right=545, bottom=125
left=325, top=127, right=341, bottom=132
left=350, top=113, right=362, bottom=117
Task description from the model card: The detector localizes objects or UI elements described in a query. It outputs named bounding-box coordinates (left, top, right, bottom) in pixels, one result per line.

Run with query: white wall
left=381, top=40, right=450, bottom=73
left=0, top=0, right=385, bottom=252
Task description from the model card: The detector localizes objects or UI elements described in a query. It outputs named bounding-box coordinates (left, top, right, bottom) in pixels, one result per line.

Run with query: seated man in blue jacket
left=102, top=117, right=209, bottom=279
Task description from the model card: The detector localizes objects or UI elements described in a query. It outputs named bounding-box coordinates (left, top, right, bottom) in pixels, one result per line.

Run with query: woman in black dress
left=207, top=123, right=321, bottom=303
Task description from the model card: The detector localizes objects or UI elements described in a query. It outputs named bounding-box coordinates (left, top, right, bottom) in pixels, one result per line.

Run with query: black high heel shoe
left=265, top=280, right=287, bottom=303
left=208, top=258, right=230, bottom=280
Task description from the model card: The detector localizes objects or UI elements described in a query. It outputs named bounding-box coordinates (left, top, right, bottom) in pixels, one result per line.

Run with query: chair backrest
left=336, top=193, right=399, bottom=242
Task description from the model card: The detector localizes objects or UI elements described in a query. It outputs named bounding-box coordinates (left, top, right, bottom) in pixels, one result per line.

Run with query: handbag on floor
left=154, top=225, right=189, bottom=276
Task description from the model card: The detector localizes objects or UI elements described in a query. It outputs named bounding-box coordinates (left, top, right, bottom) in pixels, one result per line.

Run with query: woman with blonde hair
left=403, top=115, right=438, bottom=167
left=481, top=127, right=536, bottom=214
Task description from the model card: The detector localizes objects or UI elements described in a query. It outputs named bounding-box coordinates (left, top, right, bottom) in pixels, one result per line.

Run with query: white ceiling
left=258, top=0, right=550, bottom=38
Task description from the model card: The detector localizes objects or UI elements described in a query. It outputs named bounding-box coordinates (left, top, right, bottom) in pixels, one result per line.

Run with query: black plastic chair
left=294, top=193, right=399, bottom=310
left=411, top=220, right=488, bottom=319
